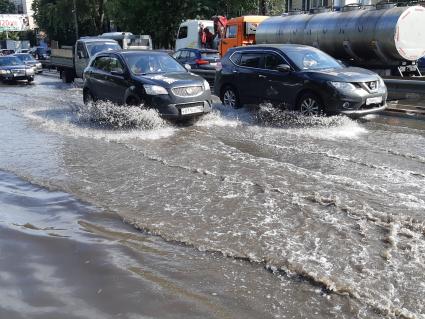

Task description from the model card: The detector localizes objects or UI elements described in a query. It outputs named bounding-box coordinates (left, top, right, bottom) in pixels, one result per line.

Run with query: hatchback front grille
left=172, top=86, right=203, bottom=97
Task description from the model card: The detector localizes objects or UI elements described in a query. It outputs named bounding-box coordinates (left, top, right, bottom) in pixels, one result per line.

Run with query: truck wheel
left=297, top=92, right=323, bottom=116
left=221, top=85, right=240, bottom=109
left=61, top=70, right=74, bottom=83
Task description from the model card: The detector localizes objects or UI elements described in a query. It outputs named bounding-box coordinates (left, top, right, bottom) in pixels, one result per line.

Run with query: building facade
left=11, top=0, right=35, bottom=29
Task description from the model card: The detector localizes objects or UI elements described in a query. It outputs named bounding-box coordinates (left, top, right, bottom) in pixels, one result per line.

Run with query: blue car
left=173, top=48, right=220, bottom=70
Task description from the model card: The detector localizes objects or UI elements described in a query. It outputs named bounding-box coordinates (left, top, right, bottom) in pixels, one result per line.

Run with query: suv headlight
left=144, top=84, right=168, bottom=95
left=329, top=81, right=356, bottom=92
left=203, top=79, right=210, bottom=91
left=0, top=69, right=10, bottom=74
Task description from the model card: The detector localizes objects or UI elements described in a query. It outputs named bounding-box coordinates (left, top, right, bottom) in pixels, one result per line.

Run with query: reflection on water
left=0, top=76, right=425, bottom=318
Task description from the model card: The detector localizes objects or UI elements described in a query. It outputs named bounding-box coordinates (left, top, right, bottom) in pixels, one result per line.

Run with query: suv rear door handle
left=258, top=75, right=267, bottom=78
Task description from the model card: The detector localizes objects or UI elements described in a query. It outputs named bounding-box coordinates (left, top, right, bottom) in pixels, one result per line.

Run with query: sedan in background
left=173, top=48, right=220, bottom=70
left=14, top=53, right=43, bottom=74
left=214, top=44, right=387, bottom=117
left=83, top=50, right=212, bottom=120
left=0, top=56, right=35, bottom=83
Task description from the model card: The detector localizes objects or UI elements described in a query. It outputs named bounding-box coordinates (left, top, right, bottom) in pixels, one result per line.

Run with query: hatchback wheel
left=297, top=93, right=323, bottom=116
left=221, top=86, right=240, bottom=109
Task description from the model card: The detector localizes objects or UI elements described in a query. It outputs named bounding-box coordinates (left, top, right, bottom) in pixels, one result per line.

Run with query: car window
left=225, top=25, right=237, bottom=39
left=0, top=56, right=23, bottom=66
left=263, top=53, right=284, bottom=70
left=109, top=57, right=124, bottom=72
left=76, top=42, right=88, bottom=59
left=173, top=51, right=181, bottom=59
left=177, top=26, right=188, bottom=39
left=189, top=51, right=196, bottom=59
left=230, top=52, right=241, bottom=65
left=201, top=52, right=219, bottom=59
left=124, top=53, right=186, bottom=75
left=179, top=50, right=189, bottom=59
left=92, top=56, right=110, bottom=72
left=85, top=42, right=120, bottom=57
left=284, top=47, right=342, bottom=70
left=240, top=53, right=262, bottom=68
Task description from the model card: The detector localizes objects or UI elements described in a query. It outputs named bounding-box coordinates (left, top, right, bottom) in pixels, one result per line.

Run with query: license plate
left=181, top=105, right=204, bottom=115
left=366, top=96, right=382, bottom=105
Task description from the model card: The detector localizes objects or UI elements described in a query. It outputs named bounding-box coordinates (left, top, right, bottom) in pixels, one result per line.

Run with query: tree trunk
left=259, top=0, right=268, bottom=15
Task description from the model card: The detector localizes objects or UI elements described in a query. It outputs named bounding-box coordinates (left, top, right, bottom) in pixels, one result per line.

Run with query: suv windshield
left=284, top=47, right=342, bottom=70
left=0, top=56, right=24, bottom=66
left=124, top=53, right=186, bottom=75
left=86, top=42, right=121, bottom=57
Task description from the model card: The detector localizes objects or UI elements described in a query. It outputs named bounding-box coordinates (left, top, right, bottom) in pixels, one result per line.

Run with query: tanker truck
left=220, top=4, right=425, bottom=77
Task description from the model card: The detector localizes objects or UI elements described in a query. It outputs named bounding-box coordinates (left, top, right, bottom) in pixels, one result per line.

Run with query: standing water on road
left=0, top=76, right=424, bottom=319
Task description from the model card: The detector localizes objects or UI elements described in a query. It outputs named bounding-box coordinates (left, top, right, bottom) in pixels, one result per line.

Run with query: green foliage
left=0, top=0, right=16, bottom=14
left=32, top=0, right=107, bottom=45
left=32, top=0, right=285, bottom=48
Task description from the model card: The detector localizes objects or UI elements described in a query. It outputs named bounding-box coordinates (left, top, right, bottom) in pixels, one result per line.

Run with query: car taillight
left=195, top=59, right=209, bottom=65
left=215, top=62, right=222, bottom=71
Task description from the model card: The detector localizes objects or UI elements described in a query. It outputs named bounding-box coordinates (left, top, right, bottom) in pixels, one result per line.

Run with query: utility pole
left=72, top=0, right=79, bottom=40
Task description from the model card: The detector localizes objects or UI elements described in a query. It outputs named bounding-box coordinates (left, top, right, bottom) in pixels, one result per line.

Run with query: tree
left=0, top=0, right=16, bottom=13
left=32, top=0, right=107, bottom=45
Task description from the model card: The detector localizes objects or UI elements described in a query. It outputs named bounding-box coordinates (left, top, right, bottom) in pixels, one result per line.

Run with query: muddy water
left=0, top=75, right=424, bottom=318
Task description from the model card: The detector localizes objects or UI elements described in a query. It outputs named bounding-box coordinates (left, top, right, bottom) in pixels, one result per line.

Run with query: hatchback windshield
left=284, top=47, right=342, bottom=70
left=86, top=42, right=121, bottom=56
left=15, top=54, right=35, bottom=62
left=0, top=56, right=24, bottom=66
left=124, top=53, right=186, bottom=75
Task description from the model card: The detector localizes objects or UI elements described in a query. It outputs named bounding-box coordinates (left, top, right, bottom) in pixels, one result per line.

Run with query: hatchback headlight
left=329, top=81, right=356, bottom=92
left=203, top=79, right=210, bottom=91
left=144, top=84, right=168, bottom=95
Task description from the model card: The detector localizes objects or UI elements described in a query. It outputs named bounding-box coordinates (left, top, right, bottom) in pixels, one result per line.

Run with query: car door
left=86, top=55, right=109, bottom=100
left=236, top=52, right=264, bottom=103
left=258, top=52, right=302, bottom=107
left=220, top=24, right=238, bottom=56
left=75, top=41, right=90, bottom=78
left=106, top=56, right=131, bottom=104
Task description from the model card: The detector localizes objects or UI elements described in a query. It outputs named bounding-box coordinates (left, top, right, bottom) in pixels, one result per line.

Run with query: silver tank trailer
left=255, top=6, right=425, bottom=66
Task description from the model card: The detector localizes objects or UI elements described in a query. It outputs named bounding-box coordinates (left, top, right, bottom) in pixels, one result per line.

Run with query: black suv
left=83, top=51, right=212, bottom=120
left=214, top=44, right=387, bottom=117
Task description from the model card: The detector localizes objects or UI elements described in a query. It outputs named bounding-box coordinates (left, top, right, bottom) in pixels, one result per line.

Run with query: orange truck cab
left=219, top=15, right=269, bottom=57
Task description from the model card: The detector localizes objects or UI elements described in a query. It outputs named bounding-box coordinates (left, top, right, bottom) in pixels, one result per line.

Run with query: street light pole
left=73, top=0, right=79, bottom=40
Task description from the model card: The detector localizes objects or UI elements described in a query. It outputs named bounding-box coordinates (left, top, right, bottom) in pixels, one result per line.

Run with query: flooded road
left=0, top=75, right=424, bottom=319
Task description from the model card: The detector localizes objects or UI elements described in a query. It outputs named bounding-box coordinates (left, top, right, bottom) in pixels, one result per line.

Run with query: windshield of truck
left=124, top=53, right=186, bottom=75
left=284, top=47, right=342, bottom=70
left=128, top=37, right=151, bottom=48
left=15, top=54, right=35, bottom=62
left=0, top=56, right=24, bottom=66
left=86, top=42, right=121, bottom=57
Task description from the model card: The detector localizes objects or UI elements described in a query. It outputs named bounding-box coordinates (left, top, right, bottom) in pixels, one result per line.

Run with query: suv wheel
left=221, top=86, right=240, bottom=109
left=297, top=92, right=323, bottom=116
left=83, top=89, right=94, bottom=105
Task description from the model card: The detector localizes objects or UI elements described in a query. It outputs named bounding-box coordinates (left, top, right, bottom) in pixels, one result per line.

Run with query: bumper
left=147, top=94, right=213, bottom=119
left=324, top=88, right=387, bottom=117
left=1, top=74, right=34, bottom=81
left=340, top=104, right=387, bottom=117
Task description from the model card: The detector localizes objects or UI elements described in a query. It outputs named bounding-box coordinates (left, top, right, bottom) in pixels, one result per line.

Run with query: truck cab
left=219, top=16, right=269, bottom=56
left=175, top=20, right=214, bottom=50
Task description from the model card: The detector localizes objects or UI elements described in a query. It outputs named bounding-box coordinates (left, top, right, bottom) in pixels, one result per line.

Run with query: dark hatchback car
left=83, top=50, right=212, bottom=119
left=173, top=48, right=220, bottom=70
left=0, top=56, right=35, bottom=82
left=14, top=53, right=43, bottom=74
left=214, top=44, right=387, bottom=117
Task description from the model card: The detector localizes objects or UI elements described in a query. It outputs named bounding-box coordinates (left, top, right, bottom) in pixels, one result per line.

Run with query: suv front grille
left=172, top=86, right=203, bottom=97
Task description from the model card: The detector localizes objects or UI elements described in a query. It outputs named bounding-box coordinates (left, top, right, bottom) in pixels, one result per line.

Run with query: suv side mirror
left=276, top=64, right=291, bottom=73
left=111, top=68, right=125, bottom=77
